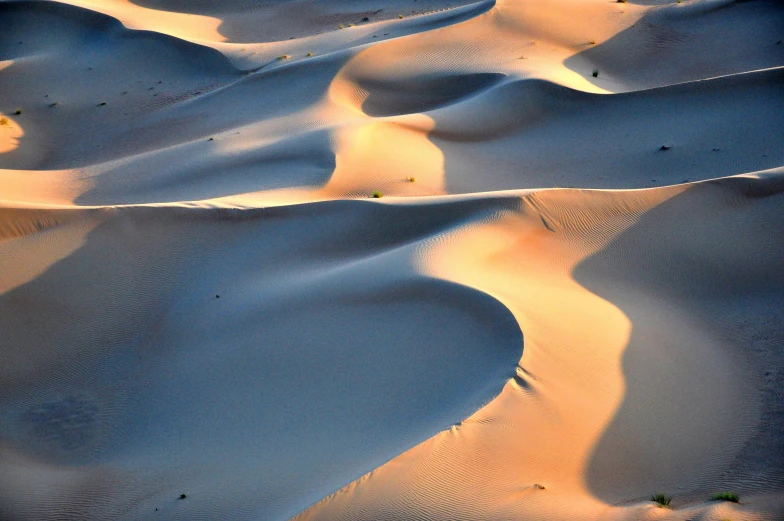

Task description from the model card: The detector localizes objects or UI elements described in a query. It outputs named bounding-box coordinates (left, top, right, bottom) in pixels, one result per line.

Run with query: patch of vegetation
left=14, top=108, right=22, bottom=115
left=277, top=55, right=290, bottom=61
left=371, top=191, right=383, bottom=198
left=589, top=39, right=596, bottom=45
left=338, top=24, right=345, bottom=29
left=97, top=102, right=107, bottom=106
left=398, top=14, right=404, bottom=19
left=711, top=492, right=739, bottom=503
left=617, top=0, right=626, bottom=3
left=407, top=177, right=416, bottom=183
left=0, top=117, right=9, bottom=126
left=650, top=493, right=672, bottom=508
left=307, top=52, right=313, bottom=57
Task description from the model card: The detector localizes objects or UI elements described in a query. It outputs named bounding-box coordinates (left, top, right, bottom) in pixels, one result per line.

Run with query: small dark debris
left=208, top=137, right=214, bottom=141
left=49, top=102, right=58, bottom=108
left=158, top=80, right=162, bottom=84
left=45, top=94, right=49, bottom=97
left=14, top=109, right=21, bottom=115
left=98, top=102, right=107, bottom=106
left=682, top=179, right=689, bottom=183
left=179, top=494, right=187, bottom=500
left=777, top=40, right=782, bottom=45
left=362, top=17, right=369, bottom=21
left=592, top=69, right=599, bottom=78
left=122, top=91, right=127, bottom=94
left=660, top=144, right=672, bottom=151
left=216, top=295, right=220, bottom=299
left=88, top=67, right=93, bottom=70
left=712, top=148, right=720, bottom=151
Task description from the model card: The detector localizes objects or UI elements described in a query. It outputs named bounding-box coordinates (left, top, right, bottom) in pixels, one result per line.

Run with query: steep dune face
left=1, top=0, right=783, bottom=520
left=297, top=175, right=784, bottom=521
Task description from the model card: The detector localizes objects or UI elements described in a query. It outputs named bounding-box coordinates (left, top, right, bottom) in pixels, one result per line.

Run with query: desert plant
left=277, top=55, right=290, bottom=60
left=97, top=102, right=107, bottom=106
left=338, top=24, right=345, bottom=29
left=592, top=69, right=599, bottom=77
left=307, top=52, right=313, bottom=57
left=371, top=191, right=383, bottom=198
left=408, top=177, right=416, bottom=183
left=651, top=493, right=672, bottom=507
left=617, top=0, right=626, bottom=3
left=0, top=117, right=8, bottom=126
left=14, top=108, right=21, bottom=115
left=711, top=492, right=739, bottom=503
left=589, top=39, right=596, bottom=45
left=398, top=14, right=403, bottom=19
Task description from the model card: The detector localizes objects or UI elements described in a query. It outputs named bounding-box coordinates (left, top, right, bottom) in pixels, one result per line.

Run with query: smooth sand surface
left=1, top=0, right=783, bottom=520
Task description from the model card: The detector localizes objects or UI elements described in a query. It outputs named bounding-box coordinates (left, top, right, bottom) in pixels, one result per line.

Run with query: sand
left=1, top=0, right=783, bottom=520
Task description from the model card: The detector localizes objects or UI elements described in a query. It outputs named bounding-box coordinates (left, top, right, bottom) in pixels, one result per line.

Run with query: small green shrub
left=398, top=14, right=403, bottom=19
left=711, top=492, right=739, bottom=503
left=277, top=55, right=290, bottom=61
left=371, top=191, right=383, bottom=198
left=14, top=108, right=21, bottom=115
left=650, top=493, right=672, bottom=507
left=408, top=177, right=415, bottom=183
left=307, top=52, right=313, bottom=57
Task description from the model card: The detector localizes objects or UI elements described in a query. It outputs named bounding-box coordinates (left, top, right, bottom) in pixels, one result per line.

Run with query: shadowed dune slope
left=566, top=0, right=784, bottom=90
left=0, top=199, right=522, bottom=521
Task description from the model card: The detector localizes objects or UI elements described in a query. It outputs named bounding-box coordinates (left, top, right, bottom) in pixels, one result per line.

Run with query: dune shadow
left=572, top=177, right=784, bottom=503
left=0, top=199, right=522, bottom=519
left=562, top=0, right=784, bottom=89
left=424, top=68, right=784, bottom=192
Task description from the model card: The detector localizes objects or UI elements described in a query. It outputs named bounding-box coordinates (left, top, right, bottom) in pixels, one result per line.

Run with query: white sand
left=1, top=0, right=783, bottom=520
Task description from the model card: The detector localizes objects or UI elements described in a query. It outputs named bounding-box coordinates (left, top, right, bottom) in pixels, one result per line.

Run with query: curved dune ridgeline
left=1, top=0, right=783, bottom=520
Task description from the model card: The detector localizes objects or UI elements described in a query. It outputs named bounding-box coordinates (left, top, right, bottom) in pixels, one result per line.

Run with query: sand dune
left=1, top=0, right=783, bottom=519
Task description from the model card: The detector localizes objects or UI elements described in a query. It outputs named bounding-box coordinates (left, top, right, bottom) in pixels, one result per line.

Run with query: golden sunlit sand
left=1, top=1, right=783, bottom=520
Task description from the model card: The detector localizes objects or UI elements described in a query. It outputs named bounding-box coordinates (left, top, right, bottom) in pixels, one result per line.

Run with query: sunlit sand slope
left=297, top=173, right=784, bottom=521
